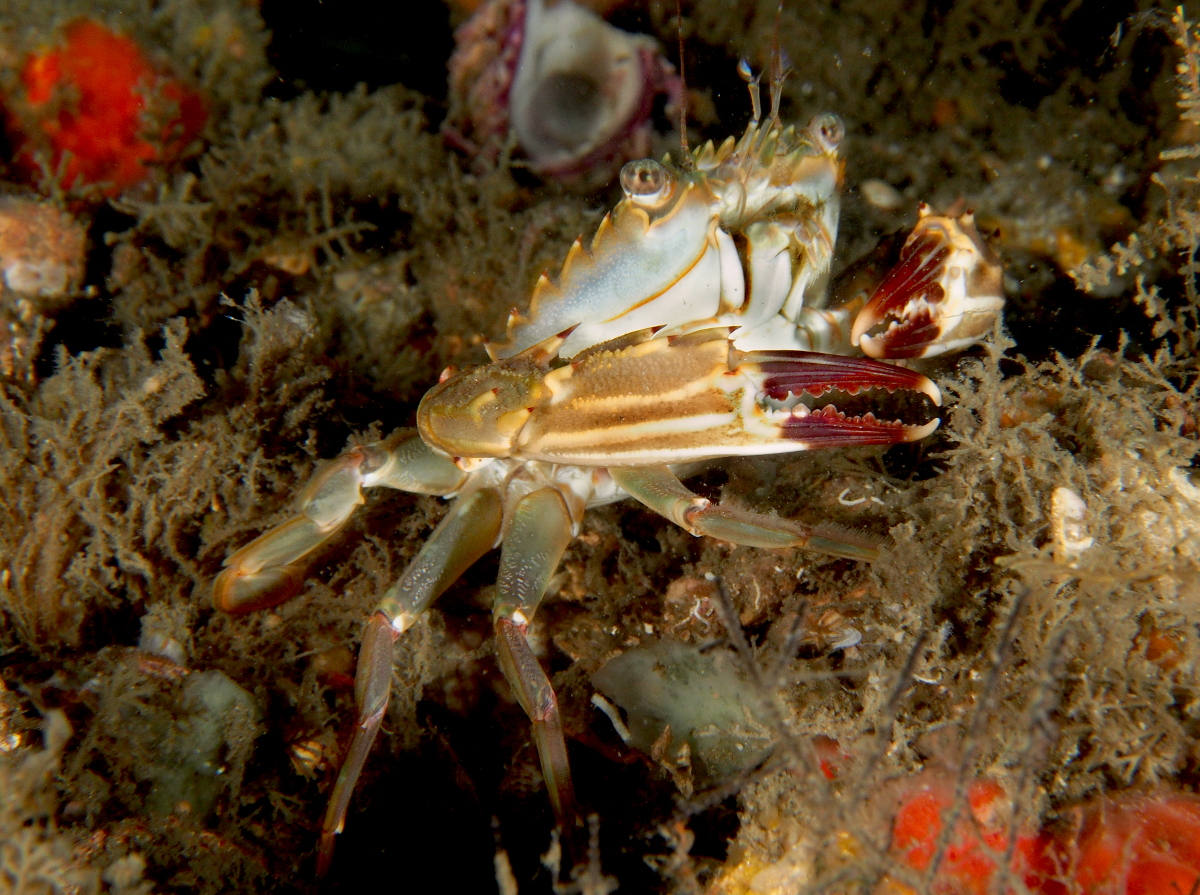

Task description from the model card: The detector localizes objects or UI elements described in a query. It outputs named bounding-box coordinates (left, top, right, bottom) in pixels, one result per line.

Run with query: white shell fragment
left=510, top=0, right=656, bottom=175
left=0, top=196, right=86, bottom=304
left=1050, top=486, right=1094, bottom=559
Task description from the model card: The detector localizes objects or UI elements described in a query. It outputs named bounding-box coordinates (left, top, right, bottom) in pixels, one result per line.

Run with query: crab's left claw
left=738, top=348, right=941, bottom=448
left=851, top=204, right=1004, bottom=359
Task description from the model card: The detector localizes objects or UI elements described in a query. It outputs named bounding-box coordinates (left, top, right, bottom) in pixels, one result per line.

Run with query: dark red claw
left=865, top=308, right=942, bottom=360
left=749, top=349, right=941, bottom=405
left=867, top=233, right=948, bottom=317
left=851, top=231, right=950, bottom=356
left=781, top=405, right=933, bottom=448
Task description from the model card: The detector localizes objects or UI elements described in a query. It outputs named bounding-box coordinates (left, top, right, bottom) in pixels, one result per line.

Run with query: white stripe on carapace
left=529, top=411, right=741, bottom=453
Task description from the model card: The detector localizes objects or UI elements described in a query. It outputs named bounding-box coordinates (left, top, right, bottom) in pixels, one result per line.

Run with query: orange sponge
left=889, top=776, right=1048, bottom=894
left=887, top=776, right=1200, bottom=895
left=1030, top=791, right=1200, bottom=895
left=6, top=20, right=206, bottom=196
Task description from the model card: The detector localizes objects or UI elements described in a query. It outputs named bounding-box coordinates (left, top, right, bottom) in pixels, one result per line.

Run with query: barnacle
left=1049, top=485, right=1093, bottom=561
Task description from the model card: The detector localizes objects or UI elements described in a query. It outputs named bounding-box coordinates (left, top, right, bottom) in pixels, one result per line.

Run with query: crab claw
left=743, top=349, right=942, bottom=406
left=777, top=403, right=940, bottom=449
left=851, top=204, right=1004, bottom=359
left=738, top=348, right=942, bottom=449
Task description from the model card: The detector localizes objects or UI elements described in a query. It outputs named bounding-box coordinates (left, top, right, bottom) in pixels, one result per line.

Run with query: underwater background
left=1, top=1, right=1200, bottom=892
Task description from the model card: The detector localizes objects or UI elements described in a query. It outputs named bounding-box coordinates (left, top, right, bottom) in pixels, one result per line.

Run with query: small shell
left=138, top=631, right=188, bottom=666
left=0, top=196, right=86, bottom=305
left=446, top=0, right=680, bottom=187
left=1050, top=486, right=1094, bottom=559
left=287, top=734, right=335, bottom=778
left=802, top=609, right=862, bottom=652
left=0, top=196, right=88, bottom=383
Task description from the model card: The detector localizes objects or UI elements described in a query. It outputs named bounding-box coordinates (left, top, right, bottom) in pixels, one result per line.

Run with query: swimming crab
left=211, top=65, right=1003, bottom=874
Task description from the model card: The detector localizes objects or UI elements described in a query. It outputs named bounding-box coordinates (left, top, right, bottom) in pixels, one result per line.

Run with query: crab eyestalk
left=852, top=204, right=1005, bottom=359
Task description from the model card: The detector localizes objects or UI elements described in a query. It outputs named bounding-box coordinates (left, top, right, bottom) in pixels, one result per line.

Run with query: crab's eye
left=809, top=113, right=845, bottom=153
left=620, top=159, right=675, bottom=207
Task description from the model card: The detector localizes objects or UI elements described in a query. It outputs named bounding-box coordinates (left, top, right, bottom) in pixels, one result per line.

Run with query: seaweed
left=0, top=294, right=354, bottom=889
left=0, top=291, right=342, bottom=654
left=106, top=84, right=439, bottom=328
left=0, top=708, right=158, bottom=895
left=1075, top=9, right=1200, bottom=364
left=0, top=322, right=205, bottom=649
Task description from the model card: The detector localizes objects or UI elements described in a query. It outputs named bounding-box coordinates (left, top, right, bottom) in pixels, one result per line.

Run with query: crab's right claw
left=851, top=204, right=1004, bottom=359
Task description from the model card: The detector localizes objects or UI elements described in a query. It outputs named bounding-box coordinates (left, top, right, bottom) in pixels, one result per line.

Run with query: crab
left=211, top=64, right=1003, bottom=875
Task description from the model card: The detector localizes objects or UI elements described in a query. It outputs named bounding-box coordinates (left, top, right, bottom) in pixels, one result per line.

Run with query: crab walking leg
left=492, top=488, right=577, bottom=826
left=317, top=488, right=503, bottom=876
left=213, top=430, right=466, bottom=614
left=610, top=465, right=879, bottom=561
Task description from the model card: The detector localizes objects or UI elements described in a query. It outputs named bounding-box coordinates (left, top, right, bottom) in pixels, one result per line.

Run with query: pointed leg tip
left=316, top=834, right=336, bottom=878
left=211, top=566, right=305, bottom=614
left=806, top=526, right=881, bottom=562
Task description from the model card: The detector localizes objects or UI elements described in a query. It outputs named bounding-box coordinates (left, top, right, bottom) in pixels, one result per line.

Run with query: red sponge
left=1030, top=791, right=1200, bottom=895
left=6, top=20, right=206, bottom=196
left=890, top=776, right=1048, bottom=894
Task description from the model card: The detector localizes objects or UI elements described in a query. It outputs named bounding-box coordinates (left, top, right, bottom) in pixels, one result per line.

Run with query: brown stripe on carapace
left=545, top=390, right=732, bottom=433
left=568, top=334, right=726, bottom=397
left=523, top=389, right=737, bottom=455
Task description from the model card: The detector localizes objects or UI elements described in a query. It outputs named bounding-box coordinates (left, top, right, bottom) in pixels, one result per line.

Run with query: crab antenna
left=769, top=50, right=791, bottom=126
left=768, top=0, right=788, bottom=126
left=676, top=0, right=690, bottom=160
left=738, top=58, right=761, bottom=125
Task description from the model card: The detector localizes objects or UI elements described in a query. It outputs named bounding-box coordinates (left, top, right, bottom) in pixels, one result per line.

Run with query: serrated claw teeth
left=777, top=399, right=940, bottom=449
left=746, top=349, right=942, bottom=407
left=853, top=208, right=1004, bottom=360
